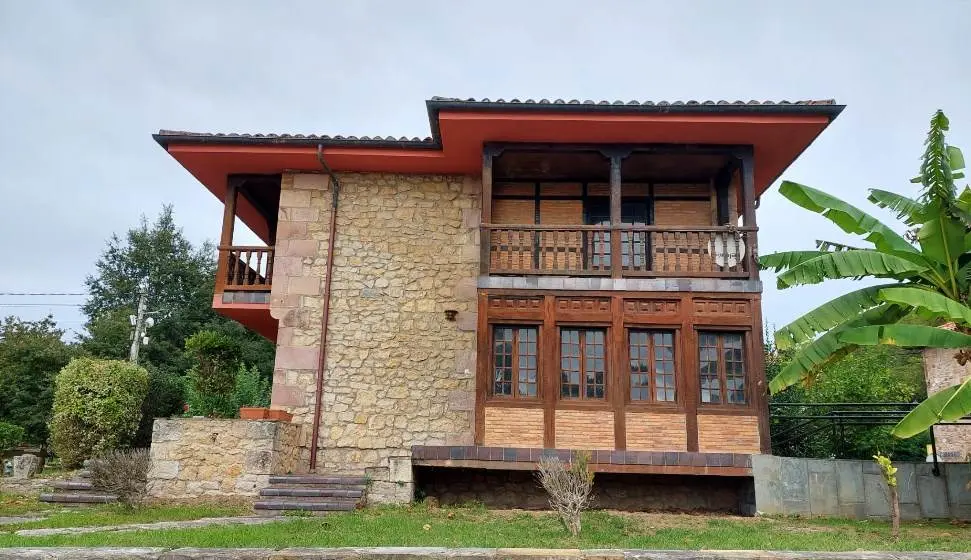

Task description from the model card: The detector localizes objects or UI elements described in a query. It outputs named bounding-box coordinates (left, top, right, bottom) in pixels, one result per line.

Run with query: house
left=148, top=97, right=843, bottom=511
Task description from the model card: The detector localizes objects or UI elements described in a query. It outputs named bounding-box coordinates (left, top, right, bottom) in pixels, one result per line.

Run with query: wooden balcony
left=216, top=245, right=275, bottom=292
left=484, top=224, right=755, bottom=278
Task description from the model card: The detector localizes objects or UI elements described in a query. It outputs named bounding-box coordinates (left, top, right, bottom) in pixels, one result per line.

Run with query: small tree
left=49, top=358, right=149, bottom=468
left=536, top=451, right=594, bottom=536
left=873, top=453, right=900, bottom=541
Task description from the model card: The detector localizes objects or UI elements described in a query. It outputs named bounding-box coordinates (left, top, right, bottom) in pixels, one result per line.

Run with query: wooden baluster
left=255, top=250, right=264, bottom=285
left=265, top=248, right=274, bottom=287
left=722, top=231, right=730, bottom=273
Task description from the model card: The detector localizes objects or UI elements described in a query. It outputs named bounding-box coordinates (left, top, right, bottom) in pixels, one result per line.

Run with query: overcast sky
left=1, top=1, right=969, bottom=338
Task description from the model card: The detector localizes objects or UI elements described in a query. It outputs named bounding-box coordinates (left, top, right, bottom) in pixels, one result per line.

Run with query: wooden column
left=480, top=147, right=498, bottom=275
left=608, top=153, right=623, bottom=278
left=542, top=294, right=557, bottom=448
left=739, top=149, right=759, bottom=280
left=215, top=178, right=239, bottom=293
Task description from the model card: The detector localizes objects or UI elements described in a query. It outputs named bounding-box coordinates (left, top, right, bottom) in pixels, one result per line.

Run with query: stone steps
left=260, top=487, right=363, bottom=498
left=267, top=475, right=366, bottom=486
left=39, top=468, right=118, bottom=506
left=51, top=481, right=93, bottom=491
left=38, top=492, right=117, bottom=504
left=254, top=474, right=366, bottom=514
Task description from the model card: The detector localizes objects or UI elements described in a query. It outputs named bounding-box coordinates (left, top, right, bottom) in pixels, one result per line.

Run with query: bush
left=233, top=363, right=270, bottom=409
left=133, top=369, right=186, bottom=448
left=90, top=448, right=150, bottom=507
left=536, top=451, right=594, bottom=536
left=48, top=357, right=149, bottom=468
left=183, top=330, right=241, bottom=417
left=184, top=330, right=239, bottom=396
left=0, top=421, right=25, bottom=451
left=185, top=363, right=270, bottom=417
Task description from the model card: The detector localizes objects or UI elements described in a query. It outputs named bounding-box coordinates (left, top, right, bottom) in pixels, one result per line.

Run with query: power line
left=0, top=292, right=86, bottom=296
left=0, top=303, right=84, bottom=307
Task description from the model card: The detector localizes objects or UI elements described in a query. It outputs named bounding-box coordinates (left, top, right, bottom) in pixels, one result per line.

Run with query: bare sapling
left=536, top=451, right=595, bottom=536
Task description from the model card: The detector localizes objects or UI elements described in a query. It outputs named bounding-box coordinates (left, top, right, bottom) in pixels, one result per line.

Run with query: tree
left=79, top=206, right=275, bottom=441
left=0, top=316, right=74, bottom=446
left=761, top=110, right=971, bottom=438
left=768, top=343, right=927, bottom=460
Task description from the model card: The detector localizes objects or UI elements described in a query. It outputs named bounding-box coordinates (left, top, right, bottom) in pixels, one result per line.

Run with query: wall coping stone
left=0, top=548, right=969, bottom=560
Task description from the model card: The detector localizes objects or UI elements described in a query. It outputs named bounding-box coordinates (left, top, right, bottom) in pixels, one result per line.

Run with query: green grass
left=0, top=493, right=248, bottom=532
left=0, top=502, right=969, bottom=551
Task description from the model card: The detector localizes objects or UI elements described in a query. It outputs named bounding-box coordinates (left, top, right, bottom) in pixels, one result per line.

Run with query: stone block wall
left=753, top=455, right=971, bottom=520
left=268, top=172, right=481, bottom=498
left=923, top=348, right=971, bottom=462
left=147, top=418, right=300, bottom=500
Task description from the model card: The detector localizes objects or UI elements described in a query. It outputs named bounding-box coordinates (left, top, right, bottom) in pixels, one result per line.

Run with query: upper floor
left=154, top=97, right=843, bottom=338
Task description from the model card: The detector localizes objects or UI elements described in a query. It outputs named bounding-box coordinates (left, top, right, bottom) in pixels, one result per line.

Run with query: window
left=560, top=328, right=606, bottom=399
left=699, top=332, right=747, bottom=404
left=628, top=330, right=676, bottom=402
left=492, top=326, right=538, bottom=398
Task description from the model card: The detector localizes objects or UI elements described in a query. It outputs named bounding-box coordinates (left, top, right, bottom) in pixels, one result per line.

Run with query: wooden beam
left=609, top=153, right=623, bottom=278
left=215, top=178, right=240, bottom=293
left=738, top=149, right=759, bottom=281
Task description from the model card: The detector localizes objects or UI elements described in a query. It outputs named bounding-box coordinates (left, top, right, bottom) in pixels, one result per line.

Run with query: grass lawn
left=0, top=493, right=248, bottom=532
left=0, top=500, right=969, bottom=551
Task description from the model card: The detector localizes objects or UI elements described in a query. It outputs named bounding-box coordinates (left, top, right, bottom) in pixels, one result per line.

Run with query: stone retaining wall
left=1, top=548, right=969, bottom=560
left=147, top=418, right=301, bottom=500
left=753, top=455, right=971, bottom=520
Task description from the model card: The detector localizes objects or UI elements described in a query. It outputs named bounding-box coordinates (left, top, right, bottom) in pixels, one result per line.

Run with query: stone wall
left=923, top=348, right=971, bottom=462
left=415, top=467, right=754, bottom=513
left=268, top=172, right=481, bottom=500
left=753, top=455, right=971, bottom=520
left=147, top=418, right=300, bottom=500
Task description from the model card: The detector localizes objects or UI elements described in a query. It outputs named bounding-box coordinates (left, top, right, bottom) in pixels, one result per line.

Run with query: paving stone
left=15, top=516, right=286, bottom=537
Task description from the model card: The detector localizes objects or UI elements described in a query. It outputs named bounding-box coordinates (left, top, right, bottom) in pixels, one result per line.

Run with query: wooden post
left=609, top=153, right=623, bottom=278
left=215, top=178, right=239, bottom=293
left=480, top=147, right=499, bottom=276
left=739, top=149, right=758, bottom=280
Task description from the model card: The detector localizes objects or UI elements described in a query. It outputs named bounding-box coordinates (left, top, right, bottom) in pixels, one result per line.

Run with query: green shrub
left=184, top=330, right=239, bottom=396
left=133, top=369, right=186, bottom=447
left=233, top=363, right=270, bottom=409
left=185, top=363, right=269, bottom=417
left=0, top=421, right=25, bottom=451
left=48, top=357, right=149, bottom=468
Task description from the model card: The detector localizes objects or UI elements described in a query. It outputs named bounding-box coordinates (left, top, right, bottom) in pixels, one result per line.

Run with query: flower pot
left=239, top=407, right=270, bottom=420
left=266, top=409, right=293, bottom=422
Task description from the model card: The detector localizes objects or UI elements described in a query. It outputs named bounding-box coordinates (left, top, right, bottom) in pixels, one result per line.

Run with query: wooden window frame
left=626, top=328, right=678, bottom=405
left=557, top=326, right=609, bottom=402
left=488, top=324, right=541, bottom=401
left=697, top=329, right=750, bottom=407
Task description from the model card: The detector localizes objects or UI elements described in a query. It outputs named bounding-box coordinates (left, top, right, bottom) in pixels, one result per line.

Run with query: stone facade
left=923, top=348, right=971, bottom=462
left=147, top=418, right=301, bottom=499
left=268, top=172, right=481, bottom=499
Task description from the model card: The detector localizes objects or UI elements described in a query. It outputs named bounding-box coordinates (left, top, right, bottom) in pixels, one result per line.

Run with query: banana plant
left=761, top=110, right=971, bottom=438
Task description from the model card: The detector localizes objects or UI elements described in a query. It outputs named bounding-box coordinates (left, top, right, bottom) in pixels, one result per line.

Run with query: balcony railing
left=484, top=225, right=755, bottom=278
left=217, top=245, right=274, bottom=292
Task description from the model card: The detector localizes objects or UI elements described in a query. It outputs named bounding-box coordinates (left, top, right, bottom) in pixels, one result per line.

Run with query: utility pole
left=129, top=280, right=149, bottom=364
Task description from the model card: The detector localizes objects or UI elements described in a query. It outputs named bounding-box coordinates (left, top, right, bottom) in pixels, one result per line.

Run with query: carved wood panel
left=693, top=299, right=751, bottom=316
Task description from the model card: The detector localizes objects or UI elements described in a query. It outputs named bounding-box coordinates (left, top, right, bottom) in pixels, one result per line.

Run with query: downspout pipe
left=309, top=144, right=340, bottom=472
